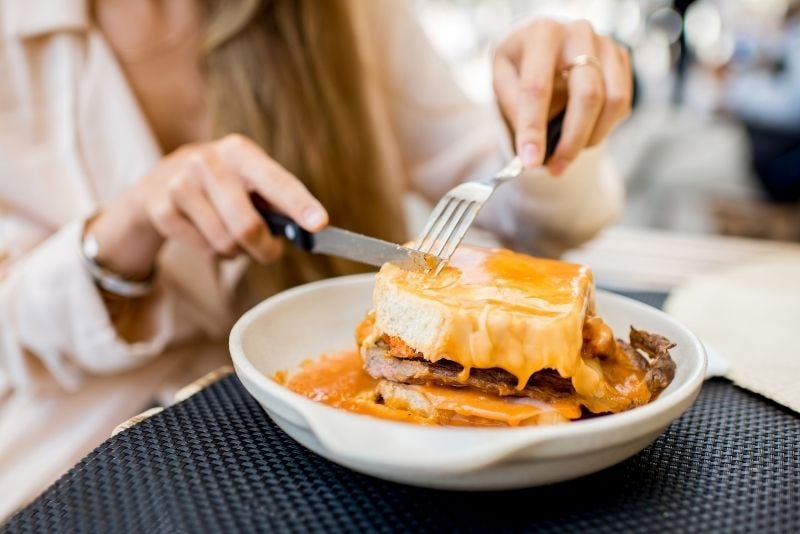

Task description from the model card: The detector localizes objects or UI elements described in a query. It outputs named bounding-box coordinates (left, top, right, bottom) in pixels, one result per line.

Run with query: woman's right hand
left=88, top=134, right=328, bottom=280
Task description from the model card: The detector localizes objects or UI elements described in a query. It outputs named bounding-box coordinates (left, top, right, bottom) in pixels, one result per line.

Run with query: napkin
left=665, top=253, right=800, bottom=414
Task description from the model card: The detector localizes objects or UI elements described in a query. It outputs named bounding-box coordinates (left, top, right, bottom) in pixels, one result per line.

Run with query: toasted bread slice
left=367, top=246, right=595, bottom=389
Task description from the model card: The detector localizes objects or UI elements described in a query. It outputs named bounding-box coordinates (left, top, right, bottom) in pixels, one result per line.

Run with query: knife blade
left=312, top=225, right=438, bottom=271
left=251, top=195, right=439, bottom=272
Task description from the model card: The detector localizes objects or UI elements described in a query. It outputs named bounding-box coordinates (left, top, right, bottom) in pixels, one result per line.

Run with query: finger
left=192, top=149, right=284, bottom=264
left=492, top=53, right=520, bottom=138
left=511, top=20, right=563, bottom=168
left=169, top=170, right=240, bottom=258
left=148, top=197, right=212, bottom=254
left=549, top=20, right=605, bottom=176
left=587, top=38, right=633, bottom=147
left=215, top=134, right=328, bottom=231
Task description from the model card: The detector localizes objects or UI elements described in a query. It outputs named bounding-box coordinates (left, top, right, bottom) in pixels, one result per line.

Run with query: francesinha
left=354, top=246, right=676, bottom=426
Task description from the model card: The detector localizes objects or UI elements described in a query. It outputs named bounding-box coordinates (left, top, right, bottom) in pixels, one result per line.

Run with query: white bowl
left=230, top=274, right=706, bottom=490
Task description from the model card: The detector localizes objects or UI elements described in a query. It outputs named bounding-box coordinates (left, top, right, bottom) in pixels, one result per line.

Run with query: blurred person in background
left=0, top=0, right=632, bottom=517
left=723, top=2, right=800, bottom=204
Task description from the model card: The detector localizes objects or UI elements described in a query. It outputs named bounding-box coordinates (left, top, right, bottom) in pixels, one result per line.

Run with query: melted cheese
left=374, top=246, right=598, bottom=395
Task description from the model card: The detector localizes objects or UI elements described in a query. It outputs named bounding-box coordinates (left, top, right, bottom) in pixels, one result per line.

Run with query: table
left=3, top=292, right=799, bottom=533
left=565, top=226, right=800, bottom=291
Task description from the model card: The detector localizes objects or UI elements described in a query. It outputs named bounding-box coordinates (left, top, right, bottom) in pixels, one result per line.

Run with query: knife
left=251, top=194, right=438, bottom=272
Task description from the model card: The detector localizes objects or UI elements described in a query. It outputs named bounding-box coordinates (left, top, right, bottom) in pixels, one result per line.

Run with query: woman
left=0, top=0, right=630, bottom=516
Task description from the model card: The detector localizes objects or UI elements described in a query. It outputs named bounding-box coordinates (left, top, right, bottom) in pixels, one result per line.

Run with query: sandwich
left=354, top=246, right=676, bottom=426
left=285, top=245, right=676, bottom=427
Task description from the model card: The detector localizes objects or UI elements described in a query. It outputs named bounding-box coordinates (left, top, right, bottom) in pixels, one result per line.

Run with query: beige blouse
left=0, top=0, right=623, bottom=518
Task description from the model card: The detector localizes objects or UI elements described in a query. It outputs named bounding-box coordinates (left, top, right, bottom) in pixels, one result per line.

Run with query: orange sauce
left=284, top=351, right=585, bottom=427
left=577, top=317, right=653, bottom=413
left=284, top=350, right=428, bottom=424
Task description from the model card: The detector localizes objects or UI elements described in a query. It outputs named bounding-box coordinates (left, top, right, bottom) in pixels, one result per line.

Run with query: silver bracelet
left=80, top=220, right=155, bottom=298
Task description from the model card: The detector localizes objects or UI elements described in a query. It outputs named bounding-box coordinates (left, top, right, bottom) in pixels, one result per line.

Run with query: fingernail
left=303, top=207, right=327, bottom=229
left=520, top=143, right=540, bottom=168
left=549, top=158, right=569, bottom=176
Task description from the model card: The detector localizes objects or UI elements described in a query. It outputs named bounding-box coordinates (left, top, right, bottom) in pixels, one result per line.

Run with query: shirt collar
left=3, top=0, right=90, bottom=39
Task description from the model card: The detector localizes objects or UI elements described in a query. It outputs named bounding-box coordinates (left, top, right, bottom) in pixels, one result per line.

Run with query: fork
left=414, top=111, right=565, bottom=273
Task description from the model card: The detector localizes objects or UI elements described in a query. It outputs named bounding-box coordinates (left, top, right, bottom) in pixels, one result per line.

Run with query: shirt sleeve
left=0, top=213, right=178, bottom=393
left=372, top=0, right=624, bottom=257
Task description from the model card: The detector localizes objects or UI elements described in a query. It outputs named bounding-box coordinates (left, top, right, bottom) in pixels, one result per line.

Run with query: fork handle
left=497, top=111, right=565, bottom=180
left=543, top=109, right=565, bottom=162
left=502, top=111, right=563, bottom=178
left=250, top=193, right=315, bottom=251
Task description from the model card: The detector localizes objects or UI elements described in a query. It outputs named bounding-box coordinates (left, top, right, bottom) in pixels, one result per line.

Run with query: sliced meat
left=616, top=339, right=650, bottom=373
left=629, top=326, right=677, bottom=394
left=366, top=326, right=677, bottom=401
left=363, top=342, right=576, bottom=400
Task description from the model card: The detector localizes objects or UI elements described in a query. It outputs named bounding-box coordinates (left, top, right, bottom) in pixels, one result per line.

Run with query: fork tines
left=413, top=157, right=527, bottom=274
left=414, top=183, right=490, bottom=274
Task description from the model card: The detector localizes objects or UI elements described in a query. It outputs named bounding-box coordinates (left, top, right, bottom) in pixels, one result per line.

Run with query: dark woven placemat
left=4, top=292, right=799, bottom=533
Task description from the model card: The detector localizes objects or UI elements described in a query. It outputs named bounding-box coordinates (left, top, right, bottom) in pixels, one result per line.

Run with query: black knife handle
left=250, top=193, right=314, bottom=251
left=543, top=109, right=565, bottom=162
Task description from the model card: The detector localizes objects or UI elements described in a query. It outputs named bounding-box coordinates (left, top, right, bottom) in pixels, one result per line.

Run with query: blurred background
left=413, top=0, right=800, bottom=243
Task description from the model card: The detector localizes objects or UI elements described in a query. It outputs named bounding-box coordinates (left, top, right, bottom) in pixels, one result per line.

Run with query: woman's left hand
left=493, top=19, right=633, bottom=176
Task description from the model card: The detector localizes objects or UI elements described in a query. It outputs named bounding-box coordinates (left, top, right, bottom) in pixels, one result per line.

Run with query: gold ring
left=561, top=54, right=602, bottom=79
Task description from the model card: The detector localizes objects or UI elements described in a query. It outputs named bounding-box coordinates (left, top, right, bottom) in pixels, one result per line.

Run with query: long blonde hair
left=202, top=0, right=405, bottom=292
